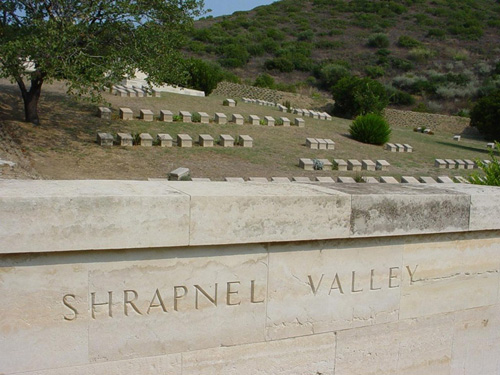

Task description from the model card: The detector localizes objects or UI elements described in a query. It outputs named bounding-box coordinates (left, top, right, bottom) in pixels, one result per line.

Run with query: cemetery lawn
left=0, top=79, right=494, bottom=181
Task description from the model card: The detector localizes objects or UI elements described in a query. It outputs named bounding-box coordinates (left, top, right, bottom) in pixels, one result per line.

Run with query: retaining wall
left=1, top=180, right=500, bottom=375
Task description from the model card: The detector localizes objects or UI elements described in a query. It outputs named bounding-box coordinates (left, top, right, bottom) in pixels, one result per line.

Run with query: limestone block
left=96, top=132, right=114, bottom=146
left=337, top=176, right=356, bottom=183
left=316, top=138, right=327, bottom=150
left=119, top=107, right=133, bottom=120
left=280, top=117, right=291, bottom=127
left=294, top=118, right=305, bottom=127
left=454, top=159, right=466, bottom=169
left=299, top=158, right=314, bottom=171
left=347, top=159, right=362, bottom=171
left=117, top=89, right=128, bottom=97
left=220, top=134, right=234, bottom=147
left=362, top=160, right=376, bottom=171
left=445, top=159, right=457, bottom=169
left=140, top=109, right=154, bottom=122
left=315, top=177, right=335, bottom=183
left=139, top=133, right=153, bottom=146
left=306, top=138, right=319, bottom=149
left=191, top=178, right=211, bottom=181
left=180, top=111, right=192, bottom=123
left=319, top=113, right=327, bottom=120
left=249, top=115, right=260, bottom=125
left=168, top=167, right=190, bottom=180
left=177, top=134, right=193, bottom=148
left=157, top=134, right=173, bottom=147
left=437, top=176, right=454, bottom=183
left=302, top=109, right=311, bottom=117
left=464, top=159, right=476, bottom=169
left=224, top=177, right=245, bottom=182
left=271, top=177, right=291, bottom=183
left=318, top=159, right=333, bottom=171
left=224, top=99, right=236, bottom=107
left=419, top=176, right=438, bottom=184
left=435, top=159, right=447, bottom=168
left=487, top=142, right=495, bottom=149
left=117, top=133, right=133, bottom=147
left=454, top=176, right=469, bottom=183
left=324, top=113, right=332, bottom=121
left=334, top=159, right=348, bottom=171
left=215, top=113, right=227, bottom=125
left=278, top=105, right=287, bottom=112
left=395, top=143, right=405, bottom=152
left=265, top=116, right=275, bottom=126
left=376, top=160, right=390, bottom=171
left=239, top=135, right=253, bottom=148
left=401, top=176, right=420, bottom=184
left=385, top=143, right=397, bottom=152
left=197, top=112, right=210, bottom=124
left=403, top=144, right=413, bottom=152
left=133, top=87, right=145, bottom=97
left=152, top=89, right=162, bottom=97
left=199, top=134, right=214, bottom=148
left=453, top=135, right=461, bottom=141
left=248, top=177, right=269, bottom=182
left=294, top=109, right=303, bottom=116
left=98, top=107, right=112, bottom=120
left=310, top=111, right=319, bottom=119
left=380, top=176, right=399, bottom=184
left=362, top=176, right=379, bottom=183
left=325, top=139, right=335, bottom=150
left=160, top=110, right=173, bottom=122
left=232, top=114, right=244, bottom=125
left=126, top=88, right=136, bottom=97
left=292, top=177, right=312, bottom=182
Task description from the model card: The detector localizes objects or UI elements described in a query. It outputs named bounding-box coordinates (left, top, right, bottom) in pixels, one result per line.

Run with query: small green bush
left=191, top=113, right=201, bottom=123
left=469, top=142, right=500, bottom=186
left=367, top=33, right=389, bottom=48
left=470, top=90, right=500, bottom=141
left=397, top=35, right=421, bottom=48
left=349, top=113, right=391, bottom=145
left=365, top=66, right=385, bottom=78
left=254, top=74, right=275, bottom=88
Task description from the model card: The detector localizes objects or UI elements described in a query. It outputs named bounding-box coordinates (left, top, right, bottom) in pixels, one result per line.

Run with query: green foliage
left=468, top=143, right=500, bottom=186
left=186, top=59, right=231, bottom=95
left=318, top=63, right=351, bottom=90
left=349, top=113, right=391, bottom=145
left=219, top=43, right=250, bottom=68
left=470, top=90, right=500, bottom=141
left=332, top=76, right=389, bottom=118
left=254, top=74, right=275, bottom=89
left=297, top=30, right=315, bottom=41
left=408, top=47, right=435, bottom=62
left=397, top=35, right=421, bottom=48
left=386, top=86, right=416, bottom=106
left=367, top=33, right=390, bottom=48
left=264, top=57, right=295, bottom=73
left=191, top=112, right=201, bottom=123
left=365, top=66, right=385, bottom=78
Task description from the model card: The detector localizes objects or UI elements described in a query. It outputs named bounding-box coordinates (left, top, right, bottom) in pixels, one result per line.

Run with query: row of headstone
left=97, top=132, right=253, bottom=148
left=385, top=143, right=413, bottom=152
left=299, top=158, right=390, bottom=171
left=111, top=85, right=161, bottom=98
left=240, top=97, right=332, bottom=121
left=306, top=138, right=335, bottom=150
left=434, top=159, right=482, bottom=169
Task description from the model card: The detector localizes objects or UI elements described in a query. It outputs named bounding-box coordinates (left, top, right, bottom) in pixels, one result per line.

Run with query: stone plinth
left=177, top=134, right=193, bottom=148
left=395, top=143, right=405, bottom=152
left=362, top=160, right=376, bottom=171
left=140, top=109, right=154, bottom=122
left=220, top=134, right=234, bottom=147
left=435, top=159, right=447, bottom=168
left=455, top=159, right=466, bottom=169
left=280, top=117, right=291, bottom=127
left=404, top=144, right=413, bottom=152
left=224, top=99, right=236, bottom=107
left=445, top=159, right=457, bottom=169
left=198, top=112, right=210, bottom=124
left=385, top=143, right=397, bottom=152
left=380, top=176, right=399, bottom=184
left=362, top=176, right=379, bottom=183
left=168, top=167, right=190, bottom=180
left=294, top=118, right=305, bottom=127
left=248, top=177, right=269, bottom=182
left=215, top=113, right=227, bottom=125
left=180, top=111, right=192, bottom=123
left=119, top=107, right=133, bottom=120
left=302, top=109, right=310, bottom=117
left=454, top=135, right=461, bottom=141
left=401, top=176, right=420, bottom=184
left=315, top=177, right=335, bottom=183
left=271, top=177, right=291, bottom=183
left=299, top=158, right=314, bottom=170
left=239, top=135, right=253, bottom=148
left=293, top=177, right=312, bottom=182
left=419, top=176, right=438, bottom=184
left=199, top=134, right=214, bottom=148
left=160, top=110, right=173, bottom=122
left=316, top=139, right=327, bottom=150
left=337, top=176, right=356, bottom=183
left=437, top=176, right=455, bottom=184
left=376, top=160, right=390, bottom=171
left=265, top=116, right=275, bottom=126
left=157, top=134, right=173, bottom=147
left=225, top=177, right=245, bottom=182
left=117, top=133, right=133, bottom=147
left=464, top=160, right=476, bottom=169
left=348, top=159, right=362, bottom=171
left=306, top=138, right=318, bottom=149
left=318, top=159, right=333, bottom=171
left=98, top=107, right=112, bottom=120
left=325, top=139, right=335, bottom=150
left=232, top=114, right=244, bottom=125
left=334, top=159, right=348, bottom=171
left=487, top=142, right=495, bottom=149
left=139, top=133, right=153, bottom=146
left=249, top=115, right=260, bottom=126
left=97, top=132, right=113, bottom=146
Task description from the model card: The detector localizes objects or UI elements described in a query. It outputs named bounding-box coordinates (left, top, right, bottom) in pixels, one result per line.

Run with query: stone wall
left=384, top=108, right=474, bottom=134
left=1, top=180, right=500, bottom=375
left=211, top=82, right=284, bottom=103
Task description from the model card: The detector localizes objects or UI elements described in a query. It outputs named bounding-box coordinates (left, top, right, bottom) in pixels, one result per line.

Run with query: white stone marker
left=133, top=87, right=145, bottom=97
left=316, top=139, right=327, bottom=150
left=248, top=177, right=269, bottom=182
left=177, top=134, right=193, bottom=148
left=119, top=107, right=133, bottom=120
left=464, top=159, right=476, bottom=169
left=180, top=111, right=192, bottom=123
left=157, top=134, right=173, bottom=147
left=376, top=160, right=390, bottom=171
left=295, top=118, right=305, bottom=127
left=225, top=177, right=244, bottom=182
left=139, top=133, right=153, bottom=146
left=98, top=107, right=112, bottom=120
left=347, top=159, right=362, bottom=171
left=265, top=116, right=275, bottom=126
left=403, top=144, right=413, bottom=153
left=310, top=111, right=319, bottom=119
left=487, top=142, right=495, bottom=149
left=299, top=158, right=314, bottom=170
left=306, top=138, right=319, bottom=149
left=140, top=109, right=154, bottom=122
left=395, top=143, right=405, bottom=152
left=117, top=88, right=128, bottom=97
left=220, top=134, right=234, bottom=147
left=152, top=88, right=161, bottom=97
left=224, top=99, right=236, bottom=107
left=454, top=176, right=470, bottom=183
left=239, top=135, right=253, bottom=148
left=249, top=115, right=260, bottom=125
left=401, top=176, right=420, bottom=184
left=419, top=176, right=438, bottom=183
left=160, top=110, right=173, bottom=122
left=453, top=135, right=461, bottom=141
left=292, top=177, right=312, bottom=182
left=97, top=132, right=113, bottom=146
left=294, top=109, right=304, bottom=116
left=334, top=159, right=348, bottom=171
left=362, top=160, right=376, bottom=171
left=437, top=176, right=455, bottom=183
left=126, top=87, right=137, bottom=97
left=315, top=177, right=335, bottom=183
left=271, top=177, right=291, bottom=183
left=280, top=117, right=291, bottom=127
left=385, top=143, right=397, bottom=152
left=380, top=176, right=399, bottom=184
left=325, top=139, right=335, bottom=150
left=117, top=132, right=133, bottom=146
left=302, top=109, right=311, bottom=117
left=214, top=113, right=227, bottom=125
left=232, top=114, right=244, bottom=125
left=168, top=167, right=189, bottom=180
left=445, top=159, right=457, bottom=169
left=191, top=177, right=211, bottom=181
left=337, top=176, right=356, bottom=183
left=318, top=159, right=333, bottom=171
left=199, top=134, right=214, bottom=147
left=198, top=112, right=210, bottom=124
left=362, top=176, right=380, bottom=183
left=455, top=159, right=466, bottom=169
left=434, top=159, right=447, bottom=168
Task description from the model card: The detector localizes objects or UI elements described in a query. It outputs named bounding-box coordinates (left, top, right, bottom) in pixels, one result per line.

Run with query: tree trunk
left=16, top=72, right=44, bottom=126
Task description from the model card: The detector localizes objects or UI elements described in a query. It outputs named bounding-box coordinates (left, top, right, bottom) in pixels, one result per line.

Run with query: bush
left=264, top=57, right=295, bottom=73
left=397, top=35, right=421, bottom=48
left=470, top=90, right=500, bottom=141
left=349, top=113, right=391, bottom=145
left=367, top=33, right=389, bottom=48
left=186, top=59, right=227, bottom=95
left=365, top=66, right=385, bottom=78
left=254, top=74, right=275, bottom=88
left=318, top=63, right=351, bottom=89
left=469, top=142, right=500, bottom=186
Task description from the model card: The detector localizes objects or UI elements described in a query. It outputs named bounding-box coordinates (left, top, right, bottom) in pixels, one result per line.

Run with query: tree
left=332, top=76, right=389, bottom=118
left=0, top=0, right=204, bottom=125
left=470, top=90, right=500, bottom=141
left=468, top=142, right=500, bottom=186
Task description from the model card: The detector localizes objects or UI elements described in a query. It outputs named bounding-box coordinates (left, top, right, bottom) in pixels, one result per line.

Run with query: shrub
left=397, top=35, right=421, bottom=48
left=191, top=112, right=201, bottom=123
left=318, top=63, right=351, bottom=89
left=470, top=90, right=500, bottom=141
left=365, top=66, right=385, bottom=78
left=186, top=59, right=227, bottom=95
left=367, top=33, right=389, bottom=48
left=349, top=113, right=391, bottom=145
left=468, top=142, right=500, bottom=186
left=254, top=74, right=275, bottom=88
left=264, top=57, right=295, bottom=72
left=408, top=47, right=435, bottom=62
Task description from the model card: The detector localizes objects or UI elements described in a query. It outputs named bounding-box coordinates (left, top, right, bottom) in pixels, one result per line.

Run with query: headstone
left=423, top=128, right=431, bottom=134
left=464, top=159, right=476, bottom=169
left=376, top=160, right=390, bottom=171
left=324, top=113, right=332, bottom=121
left=119, top=107, right=133, bottom=120
left=306, top=138, right=319, bottom=149
left=434, top=159, right=447, bottom=168
left=191, top=178, right=211, bottom=181
left=294, top=109, right=304, bottom=116
left=325, top=139, right=335, bottom=150
left=294, top=118, right=305, bottom=127
left=310, top=111, right=319, bottom=119
left=225, top=99, right=236, bottom=107
left=199, top=134, right=214, bottom=148
left=232, top=114, right=244, bottom=125
left=198, top=112, right=210, bottom=124
left=487, top=142, right=495, bottom=149
left=280, top=117, right=291, bottom=127
left=239, top=135, right=253, bottom=148
left=126, top=88, right=137, bottom=97
left=318, top=159, right=333, bottom=171
left=160, top=110, right=173, bottom=122
left=380, top=176, right=399, bottom=184
left=117, top=89, right=128, bottom=97
left=385, top=143, right=397, bottom=152
left=401, top=176, right=420, bottom=184
left=302, top=109, right=311, bottom=117
left=157, top=134, right=173, bottom=147
left=265, top=116, right=275, bottom=126
left=315, top=177, right=335, bottom=183
left=454, top=159, right=466, bottom=169
left=168, top=167, right=190, bottom=181
left=133, top=88, right=145, bottom=97
left=220, top=134, right=234, bottom=147
left=419, top=176, right=438, bottom=184
left=152, top=89, right=161, bottom=97
left=362, top=176, right=379, bottom=183
left=96, top=132, right=113, bottom=146
left=453, top=135, right=461, bottom=141
left=454, top=176, right=470, bottom=183
left=215, top=113, right=227, bottom=125
left=180, top=111, right=192, bottom=123
left=299, top=158, right=314, bottom=171
left=445, top=159, right=457, bottom=169
left=316, top=139, right=327, bottom=150
left=395, top=143, right=405, bottom=152
left=249, top=115, right=260, bottom=125
left=177, top=134, right=193, bottom=148
left=292, top=177, right=312, bottom=182
left=362, top=160, right=376, bottom=171
left=248, top=177, right=269, bottom=182
left=98, top=107, right=112, bottom=120
left=437, top=176, right=455, bottom=184
left=347, top=159, right=362, bottom=171
left=140, top=109, right=154, bottom=122
left=271, top=177, right=291, bottom=183
left=403, top=144, right=413, bottom=153
left=337, top=176, right=356, bottom=183
left=139, top=133, right=153, bottom=146
left=117, top=133, right=133, bottom=147
left=319, top=113, right=327, bottom=120
left=225, top=177, right=245, bottom=182
left=333, top=159, right=348, bottom=171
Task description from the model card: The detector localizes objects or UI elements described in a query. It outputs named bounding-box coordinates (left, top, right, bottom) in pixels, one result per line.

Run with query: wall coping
left=1, top=180, right=499, bottom=254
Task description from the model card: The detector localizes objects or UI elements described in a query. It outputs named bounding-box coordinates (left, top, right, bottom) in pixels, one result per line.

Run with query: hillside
left=187, top=0, right=500, bottom=115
